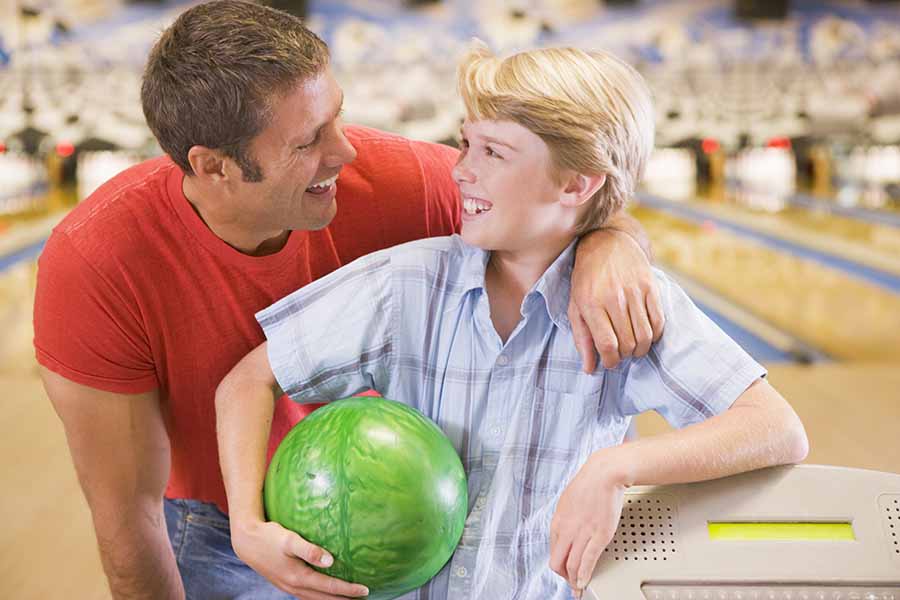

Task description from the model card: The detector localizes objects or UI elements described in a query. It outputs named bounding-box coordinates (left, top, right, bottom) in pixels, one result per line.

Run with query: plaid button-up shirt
left=258, top=234, right=765, bottom=600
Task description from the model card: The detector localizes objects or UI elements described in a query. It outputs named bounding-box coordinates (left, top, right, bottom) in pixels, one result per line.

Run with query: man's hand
left=570, top=226, right=664, bottom=372
left=549, top=454, right=626, bottom=598
left=232, top=519, right=369, bottom=599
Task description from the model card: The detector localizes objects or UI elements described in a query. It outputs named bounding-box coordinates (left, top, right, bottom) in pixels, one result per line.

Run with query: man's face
left=453, top=119, right=577, bottom=251
left=231, top=67, right=357, bottom=233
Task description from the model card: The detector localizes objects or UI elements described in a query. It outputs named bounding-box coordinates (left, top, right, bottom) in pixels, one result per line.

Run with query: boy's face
left=453, top=119, right=579, bottom=252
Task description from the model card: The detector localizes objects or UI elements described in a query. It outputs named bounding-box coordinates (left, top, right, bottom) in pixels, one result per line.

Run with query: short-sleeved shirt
left=33, top=125, right=461, bottom=512
left=258, top=234, right=766, bottom=600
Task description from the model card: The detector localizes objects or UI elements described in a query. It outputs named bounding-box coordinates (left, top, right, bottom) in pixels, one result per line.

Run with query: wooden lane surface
left=636, top=362, right=900, bottom=475
left=1, top=375, right=110, bottom=600
left=632, top=205, right=900, bottom=362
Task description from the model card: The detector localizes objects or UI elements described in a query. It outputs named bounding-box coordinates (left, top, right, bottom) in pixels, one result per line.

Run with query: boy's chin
left=460, top=229, right=490, bottom=249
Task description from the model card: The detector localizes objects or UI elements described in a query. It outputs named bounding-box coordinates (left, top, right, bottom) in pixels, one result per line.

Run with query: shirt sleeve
left=256, top=250, right=395, bottom=403
left=33, top=231, right=158, bottom=393
left=411, top=140, right=461, bottom=236
left=619, top=269, right=766, bottom=429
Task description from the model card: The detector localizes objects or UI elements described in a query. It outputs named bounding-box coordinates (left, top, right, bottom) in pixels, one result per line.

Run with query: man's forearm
left=94, top=501, right=184, bottom=600
left=600, top=210, right=653, bottom=262
left=597, top=380, right=808, bottom=489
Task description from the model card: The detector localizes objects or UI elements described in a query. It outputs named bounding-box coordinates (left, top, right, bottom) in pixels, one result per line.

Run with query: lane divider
left=0, top=213, right=64, bottom=274
left=0, top=240, right=47, bottom=273
left=638, top=193, right=900, bottom=294
left=665, top=268, right=829, bottom=365
left=684, top=198, right=900, bottom=277
left=790, top=193, right=900, bottom=230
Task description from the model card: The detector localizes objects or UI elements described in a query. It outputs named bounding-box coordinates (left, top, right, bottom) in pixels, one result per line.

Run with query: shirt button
left=456, top=566, right=467, bottom=577
left=490, top=425, right=502, bottom=436
left=496, top=354, right=509, bottom=366
left=476, top=496, right=486, bottom=509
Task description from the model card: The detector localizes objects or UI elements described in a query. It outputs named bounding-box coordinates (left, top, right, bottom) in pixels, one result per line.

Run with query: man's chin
left=301, top=208, right=338, bottom=231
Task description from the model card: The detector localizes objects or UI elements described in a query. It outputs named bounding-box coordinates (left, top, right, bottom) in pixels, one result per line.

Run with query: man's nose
left=323, top=126, right=357, bottom=168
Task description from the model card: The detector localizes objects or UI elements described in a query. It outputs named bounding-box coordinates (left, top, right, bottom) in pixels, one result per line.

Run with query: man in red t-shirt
left=33, top=2, right=664, bottom=599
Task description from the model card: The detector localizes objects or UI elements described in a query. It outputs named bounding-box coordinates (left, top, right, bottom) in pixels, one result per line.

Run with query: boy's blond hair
left=457, top=42, right=654, bottom=234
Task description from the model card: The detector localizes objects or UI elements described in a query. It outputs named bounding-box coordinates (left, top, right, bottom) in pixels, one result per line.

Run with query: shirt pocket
left=534, top=365, right=607, bottom=397
left=510, top=387, right=602, bottom=506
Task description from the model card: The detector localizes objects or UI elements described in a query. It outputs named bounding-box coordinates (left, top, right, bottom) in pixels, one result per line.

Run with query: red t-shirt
left=34, top=125, right=461, bottom=513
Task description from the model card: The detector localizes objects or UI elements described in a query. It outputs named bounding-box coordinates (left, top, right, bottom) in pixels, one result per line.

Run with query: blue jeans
left=165, top=498, right=294, bottom=600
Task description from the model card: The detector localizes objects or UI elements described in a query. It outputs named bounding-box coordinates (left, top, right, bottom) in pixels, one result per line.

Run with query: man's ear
left=186, top=146, right=230, bottom=183
left=559, top=172, right=606, bottom=208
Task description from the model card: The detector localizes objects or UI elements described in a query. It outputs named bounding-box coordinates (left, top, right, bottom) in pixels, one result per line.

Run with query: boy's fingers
left=576, top=536, right=608, bottom=591
left=285, top=534, right=333, bottom=568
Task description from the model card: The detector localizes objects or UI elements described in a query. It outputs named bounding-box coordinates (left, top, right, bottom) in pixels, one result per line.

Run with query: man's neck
left=182, top=175, right=289, bottom=257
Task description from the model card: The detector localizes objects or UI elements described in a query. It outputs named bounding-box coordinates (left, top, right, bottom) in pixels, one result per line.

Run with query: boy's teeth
left=463, top=198, right=491, bottom=215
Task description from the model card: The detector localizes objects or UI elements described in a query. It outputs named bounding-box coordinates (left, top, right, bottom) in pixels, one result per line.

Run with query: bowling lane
left=644, top=146, right=900, bottom=272
left=0, top=211, right=67, bottom=376
left=630, top=203, right=900, bottom=362
left=692, top=194, right=900, bottom=273
left=0, top=260, right=39, bottom=377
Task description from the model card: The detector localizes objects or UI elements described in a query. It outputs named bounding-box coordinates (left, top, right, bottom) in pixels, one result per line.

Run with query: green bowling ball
left=264, top=396, right=468, bottom=600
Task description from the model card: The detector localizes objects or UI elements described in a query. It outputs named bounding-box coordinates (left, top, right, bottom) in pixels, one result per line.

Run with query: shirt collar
left=451, top=235, right=491, bottom=297
left=451, top=235, right=577, bottom=332
left=530, top=238, right=577, bottom=331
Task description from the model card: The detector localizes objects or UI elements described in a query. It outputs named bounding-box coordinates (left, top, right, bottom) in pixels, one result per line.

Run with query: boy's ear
left=559, top=173, right=606, bottom=208
left=186, top=145, right=231, bottom=183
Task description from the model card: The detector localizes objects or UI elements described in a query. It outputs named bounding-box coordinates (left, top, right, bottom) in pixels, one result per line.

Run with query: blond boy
left=216, top=45, right=807, bottom=600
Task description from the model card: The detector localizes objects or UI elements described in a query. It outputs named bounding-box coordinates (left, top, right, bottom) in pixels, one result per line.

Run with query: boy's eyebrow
left=482, top=136, right=518, bottom=151
left=459, top=128, right=519, bottom=152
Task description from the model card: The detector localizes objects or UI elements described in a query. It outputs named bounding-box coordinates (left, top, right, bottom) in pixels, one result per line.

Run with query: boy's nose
left=452, top=160, right=475, bottom=184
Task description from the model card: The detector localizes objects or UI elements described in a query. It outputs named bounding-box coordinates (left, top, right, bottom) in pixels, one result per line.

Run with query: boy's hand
left=549, top=454, right=626, bottom=598
left=232, top=518, right=369, bottom=599
left=570, top=228, right=665, bottom=372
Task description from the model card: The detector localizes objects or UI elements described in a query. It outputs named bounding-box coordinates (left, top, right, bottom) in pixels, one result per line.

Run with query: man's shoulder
left=329, top=126, right=460, bottom=250
left=48, top=156, right=178, bottom=269
left=344, top=124, right=452, bottom=152
left=343, top=124, right=458, bottom=180
left=56, top=155, right=175, bottom=237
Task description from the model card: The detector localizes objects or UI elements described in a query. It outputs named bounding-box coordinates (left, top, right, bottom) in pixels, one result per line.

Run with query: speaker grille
left=879, top=494, right=900, bottom=562
left=606, top=493, right=678, bottom=562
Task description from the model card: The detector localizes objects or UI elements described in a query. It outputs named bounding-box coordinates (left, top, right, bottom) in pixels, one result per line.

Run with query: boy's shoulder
left=381, top=235, right=484, bottom=297
left=385, top=234, right=473, bottom=268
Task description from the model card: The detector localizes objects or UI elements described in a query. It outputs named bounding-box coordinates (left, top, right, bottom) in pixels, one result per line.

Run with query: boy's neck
left=484, top=237, right=573, bottom=343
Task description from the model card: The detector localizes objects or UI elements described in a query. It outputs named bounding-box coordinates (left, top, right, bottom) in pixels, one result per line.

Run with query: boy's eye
left=486, top=146, right=501, bottom=158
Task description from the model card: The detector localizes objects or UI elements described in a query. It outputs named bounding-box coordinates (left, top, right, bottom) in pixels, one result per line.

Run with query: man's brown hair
left=141, top=0, right=329, bottom=181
